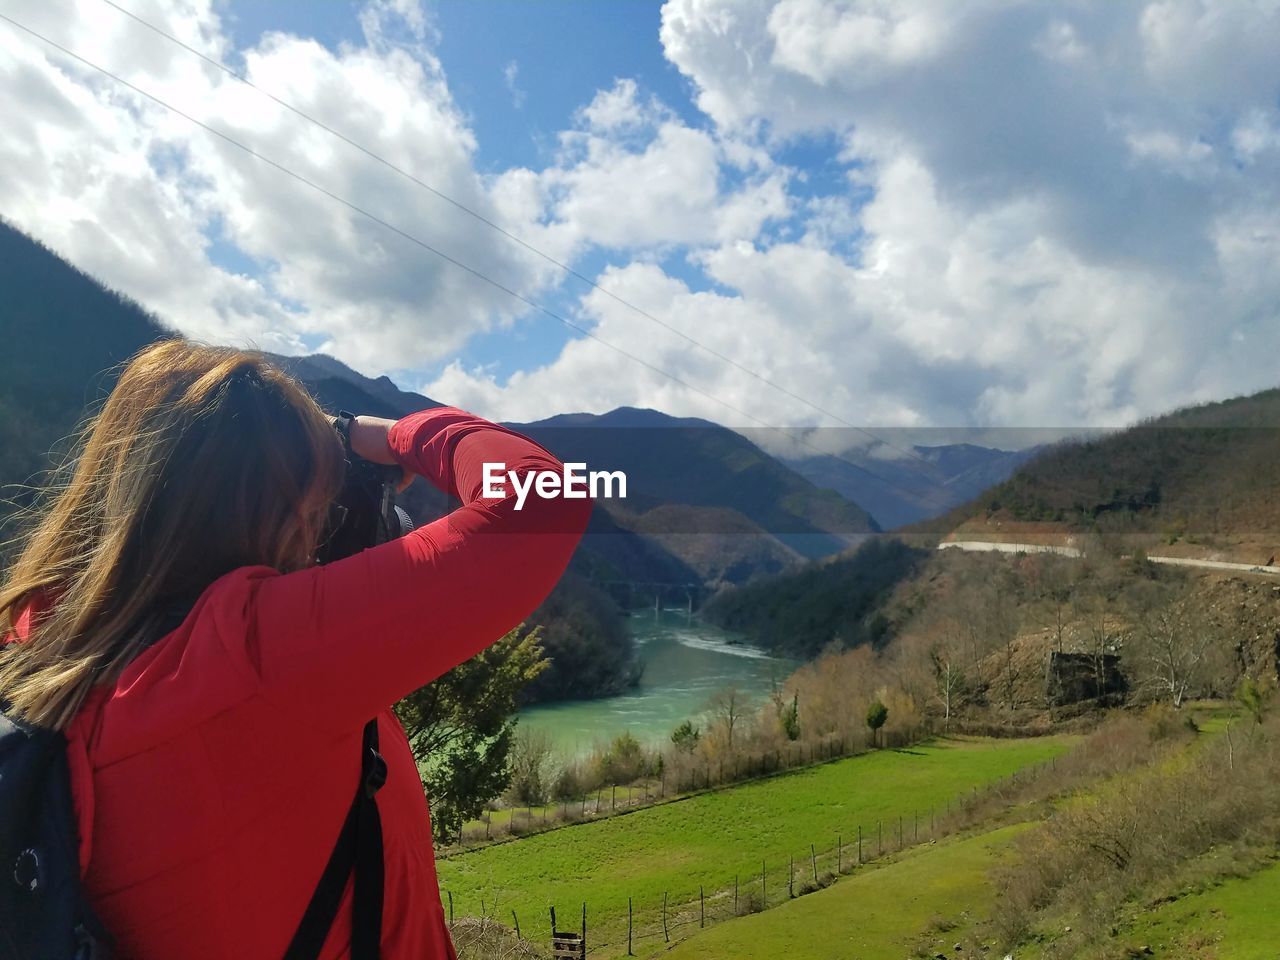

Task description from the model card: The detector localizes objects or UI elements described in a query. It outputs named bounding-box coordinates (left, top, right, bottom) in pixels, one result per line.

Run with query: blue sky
left=219, top=0, right=844, bottom=393
left=2, top=0, right=1278, bottom=440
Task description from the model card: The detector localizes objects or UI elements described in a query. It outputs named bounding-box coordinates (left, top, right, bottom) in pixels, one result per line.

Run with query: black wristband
left=332, top=410, right=356, bottom=458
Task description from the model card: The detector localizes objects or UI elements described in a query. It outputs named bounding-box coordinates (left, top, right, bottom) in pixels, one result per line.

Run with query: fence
left=447, top=726, right=929, bottom=852
left=444, top=752, right=1065, bottom=958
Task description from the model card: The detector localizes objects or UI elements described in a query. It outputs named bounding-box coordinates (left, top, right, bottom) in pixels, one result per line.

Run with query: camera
left=317, top=410, right=414, bottom=564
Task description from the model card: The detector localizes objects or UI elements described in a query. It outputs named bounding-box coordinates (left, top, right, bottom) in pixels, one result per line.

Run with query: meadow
left=667, top=822, right=1030, bottom=960
left=437, top=735, right=1074, bottom=956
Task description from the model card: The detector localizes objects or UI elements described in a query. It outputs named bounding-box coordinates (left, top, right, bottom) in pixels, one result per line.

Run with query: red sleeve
left=244, top=406, right=591, bottom=733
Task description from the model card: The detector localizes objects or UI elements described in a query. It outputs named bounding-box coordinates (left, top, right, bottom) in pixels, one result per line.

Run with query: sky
left=1, top=0, right=1278, bottom=455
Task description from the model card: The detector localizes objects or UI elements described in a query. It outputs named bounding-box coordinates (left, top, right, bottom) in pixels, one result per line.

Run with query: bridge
left=588, top=579, right=715, bottom=613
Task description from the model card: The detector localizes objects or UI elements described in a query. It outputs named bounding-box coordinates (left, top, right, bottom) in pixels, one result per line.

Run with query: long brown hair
left=0, top=340, right=344, bottom=730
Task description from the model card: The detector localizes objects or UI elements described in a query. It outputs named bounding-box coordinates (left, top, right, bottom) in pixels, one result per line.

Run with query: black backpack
left=0, top=710, right=111, bottom=960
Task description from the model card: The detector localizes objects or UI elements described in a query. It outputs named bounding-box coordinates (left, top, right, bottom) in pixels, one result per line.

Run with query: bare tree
left=929, top=646, right=966, bottom=730
left=707, top=686, right=750, bottom=751
left=1133, top=599, right=1217, bottom=708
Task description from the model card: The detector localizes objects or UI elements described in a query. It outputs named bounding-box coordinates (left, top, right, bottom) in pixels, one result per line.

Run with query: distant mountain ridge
left=786, top=442, right=1041, bottom=530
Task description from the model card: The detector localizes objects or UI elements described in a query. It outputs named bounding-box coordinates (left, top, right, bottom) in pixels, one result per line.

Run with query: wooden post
left=700, top=885, right=705, bottom=927
left=838, top=834, right=842, bottom=873
left=662, top=892, right=669, bottom=942
left=762, top=860, right=767, bottom=905
left=627, top=897, right=633, bottom=956
left=734, top=874, right=739, bottom=912
left=789, top=855, right=794, bottom=898
left=857, top=825, right=862, bottom=864
left=512, top=909, right=521, bottom=939
left=914, top=810, right=918, bottom=842
left=877, top=820, right=882, bottom=856
left=549, top=906, right=556, bottom=939
left=612, top=785, right=616, bottom=811
left=448, top=891, right=454, bottom=925
left=582, top=902, right=587, bottom=948
left=811, top=843, right=818, bottom=883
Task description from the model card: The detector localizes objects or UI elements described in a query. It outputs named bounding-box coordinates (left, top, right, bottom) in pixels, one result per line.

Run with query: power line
left=0, top=9, right=925, bottom=516
left=94, top=0, right=936, bottom=468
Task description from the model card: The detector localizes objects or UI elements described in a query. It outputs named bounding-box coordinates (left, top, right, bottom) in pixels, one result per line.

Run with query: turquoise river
left=518, top=609, right=796, bottom=758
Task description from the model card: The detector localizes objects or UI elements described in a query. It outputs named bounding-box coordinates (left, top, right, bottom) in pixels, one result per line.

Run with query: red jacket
left=11, top=407, right=590, bottom=959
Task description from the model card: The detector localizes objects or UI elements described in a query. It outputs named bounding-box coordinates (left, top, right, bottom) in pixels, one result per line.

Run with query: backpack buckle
left=362, top=745, right=387, bottom=799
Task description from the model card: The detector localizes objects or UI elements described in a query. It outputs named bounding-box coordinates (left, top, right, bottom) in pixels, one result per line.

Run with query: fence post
left=549, top=906, right=556, bottom=939
left=700, top=885, right=705, bottom=927
left=612, top=785, right=616, bottom=811
left=512, top=909, right=521, bottom=939
left=627, top=897, right=633, bottom=956
left=789, top=855, right=794, bottom=898
left=448, top=891, right=454, bottom=925
left=838, top=834, right=842, bottom=873
left=762, top=860, right=767, bottom=905
left=914, top=810, right=918, bottom=842
left=734, top=874, right=739, bottom=913
left=582, top=903, right=587, bottom=953
left=811, top=844, right=818, bottom=883
left=858, top=825, right=862, bottom=864
left=663, top=892, right=669, bottom=942
left=877, top=820, right=882, bottom=856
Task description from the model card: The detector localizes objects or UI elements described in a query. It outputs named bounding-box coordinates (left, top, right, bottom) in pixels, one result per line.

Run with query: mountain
left=924, top=389, right=1280, bottom=560
left=786, top=442, right=1041, bottom=530
left=270, top=353, right=442, bottom=419
left=508, top=407, right=879, bottom=565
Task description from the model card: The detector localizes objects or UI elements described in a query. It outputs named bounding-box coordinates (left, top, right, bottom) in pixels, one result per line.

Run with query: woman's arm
left=243, top=406, right=591, bottom=733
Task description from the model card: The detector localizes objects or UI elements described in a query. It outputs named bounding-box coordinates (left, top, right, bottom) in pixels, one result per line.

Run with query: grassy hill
left=667, top=822, right=1029, bottom=960
left=435, top=735, right=1072, bottom=957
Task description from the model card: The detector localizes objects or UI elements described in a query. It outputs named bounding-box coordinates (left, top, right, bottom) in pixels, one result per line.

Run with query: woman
left=0, top=340, right=591, bottom=958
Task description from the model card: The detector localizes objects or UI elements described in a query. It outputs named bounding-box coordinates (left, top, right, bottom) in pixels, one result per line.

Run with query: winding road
left=938, top=540, right=1280, bottom=577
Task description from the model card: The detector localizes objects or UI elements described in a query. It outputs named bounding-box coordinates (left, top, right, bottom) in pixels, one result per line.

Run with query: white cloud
left=435, top=0, right=1280, bottom=439
left=0, top=0, right=565, bottom=371
left=3, top=0, right=1278, bottom=444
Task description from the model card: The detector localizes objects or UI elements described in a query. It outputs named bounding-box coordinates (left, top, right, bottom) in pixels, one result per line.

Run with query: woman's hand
left=349, top=415, right=413, bottom=491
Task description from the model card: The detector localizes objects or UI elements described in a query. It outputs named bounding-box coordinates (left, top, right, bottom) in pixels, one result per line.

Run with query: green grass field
left=437, top=735, right=1074, bottom=956
left=1115, top=859, right=1280, bottom=959
left=667, top=822, right=1029, bottom=960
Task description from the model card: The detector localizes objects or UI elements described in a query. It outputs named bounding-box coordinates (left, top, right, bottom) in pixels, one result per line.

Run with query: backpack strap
left=282, top=719, right=386, bottom=960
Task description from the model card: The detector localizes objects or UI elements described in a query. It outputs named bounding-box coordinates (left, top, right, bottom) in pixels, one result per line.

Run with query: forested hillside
left=701, top=538, right=929, bottom=658
left=922, top=390, right=1280, bottom=551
